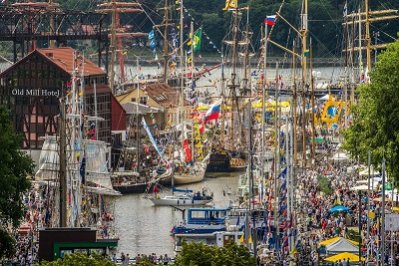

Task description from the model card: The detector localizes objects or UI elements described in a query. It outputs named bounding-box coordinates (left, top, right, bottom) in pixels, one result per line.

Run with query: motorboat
left=149, top=188, right=213, bottom=206
left=171, top=208, right=229, bottom=235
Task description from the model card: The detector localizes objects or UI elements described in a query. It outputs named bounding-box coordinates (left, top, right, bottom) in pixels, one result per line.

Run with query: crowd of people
left=11, top=185, right=50, bottom=265
left=292, top=159, right=398, bottom=265
left=111, top=252, right=173, bottom=265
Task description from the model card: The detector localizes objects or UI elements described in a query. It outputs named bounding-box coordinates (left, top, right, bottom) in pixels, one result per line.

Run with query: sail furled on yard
left=35, top=136, right=60, bottom=181
left=35, top=137, right=115, bottom=191
left=223, top=0, right=237, bottom=10
left=84, top=140, right=114, bottom=190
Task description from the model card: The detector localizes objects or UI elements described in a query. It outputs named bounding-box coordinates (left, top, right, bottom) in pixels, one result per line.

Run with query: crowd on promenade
left=292, top=158, right=399, bottom=265
left=11, top=185, right=50, bottom=265
left=111, top=252, right=174, bottom=265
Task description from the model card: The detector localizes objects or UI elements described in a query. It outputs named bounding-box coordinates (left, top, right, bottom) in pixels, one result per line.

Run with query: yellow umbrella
left=324, top=252, right=365, bottom=263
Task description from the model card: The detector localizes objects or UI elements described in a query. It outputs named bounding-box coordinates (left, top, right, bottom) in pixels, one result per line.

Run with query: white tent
left=319, top=94, right=330, bottom=101
left=331, top=152, right=349, bottom=162
left=350, top=185, right=369, bottom=191
left=359, top=166, right=380, bottom=177
left=355, top=177, right=381, bottom=189
left=326, top=238, right=359, bottom=255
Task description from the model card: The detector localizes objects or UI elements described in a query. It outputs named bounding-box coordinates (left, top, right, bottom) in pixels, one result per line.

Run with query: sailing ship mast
left=227, top=8, right=240, bottom=147
left=59, top=96, right=67, bottom=227
left=343, top=0, right=399, bottom=74
left=97, top=1, right=145, bottom=93
left=310, top=39, right=315, bottom=166
left=300, top=0, right=308, bottom=167
left=154, top=0, right=173, bottom=83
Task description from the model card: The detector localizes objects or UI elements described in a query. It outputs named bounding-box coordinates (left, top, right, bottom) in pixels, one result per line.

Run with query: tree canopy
left=40, top=253, right=115, bottom=266
left=0, top=106, right=33, bottom=259
left=175, top=242, right=256, bottom=266
left=343, top=39, right=399, bottom=183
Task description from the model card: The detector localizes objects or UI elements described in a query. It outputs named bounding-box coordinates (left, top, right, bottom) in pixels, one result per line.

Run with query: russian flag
left=264, top=15, right=277, bottom=26
left=203, top=101, right=221, bottom=123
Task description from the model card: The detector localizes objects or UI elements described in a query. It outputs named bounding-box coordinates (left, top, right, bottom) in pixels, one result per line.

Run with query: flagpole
left=367, top=150, right=371, bottom=265
left=261, top=22, right=267, bottom=207
left=381, top=158, right=386, bottom=265
left=190, top=21, right=194, bottom=97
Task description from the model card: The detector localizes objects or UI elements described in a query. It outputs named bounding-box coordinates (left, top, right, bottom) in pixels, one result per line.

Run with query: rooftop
left=37, top=47, right=106, bottom=77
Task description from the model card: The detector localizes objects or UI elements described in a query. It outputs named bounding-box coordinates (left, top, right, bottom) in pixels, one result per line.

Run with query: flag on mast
left=190, top=27, right=203, bottom=52
left=264, top=15, right=277, bottom=26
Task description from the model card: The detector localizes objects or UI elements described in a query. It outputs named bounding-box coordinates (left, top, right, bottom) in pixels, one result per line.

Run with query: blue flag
left=141, top=117, right=164, bottom=160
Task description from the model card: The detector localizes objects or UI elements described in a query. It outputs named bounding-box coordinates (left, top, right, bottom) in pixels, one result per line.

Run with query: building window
left=140, top=96, right=147, bottom=105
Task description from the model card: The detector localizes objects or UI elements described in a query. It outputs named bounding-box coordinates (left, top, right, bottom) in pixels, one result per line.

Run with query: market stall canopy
left=319, top=94, right=331, bottom=101
left=359, top=166, right=379, bottom=177
left=252, top=99, right=290, bottom=110
left=324, top=252, right=365, bottom=263
left=196, top=103, right=209, bottom=111
left=326, top=238, right=359, bottom=254
left=314, top=136, right=324, bottom=144
left=350, top=185, right=369, bottom=191
left=331, top=151, right=349, bottom=162
left=320, top=237, right=359, bottom=247
left=329, top=205, right=350, bottom=213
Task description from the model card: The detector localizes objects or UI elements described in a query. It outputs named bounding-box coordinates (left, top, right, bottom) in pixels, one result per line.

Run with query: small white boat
left=173, top=162, right=206, bottom=185
left=149, top=194, right=213, bottom=206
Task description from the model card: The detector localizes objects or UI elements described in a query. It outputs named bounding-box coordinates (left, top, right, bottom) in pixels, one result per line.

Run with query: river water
left=113, top=172, right=241, bottom=257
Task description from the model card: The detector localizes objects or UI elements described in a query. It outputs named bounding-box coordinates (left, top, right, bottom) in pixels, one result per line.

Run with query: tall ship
left=205, top=5, right=253, bottom=173
left=32, top=50, right=122, bottom=234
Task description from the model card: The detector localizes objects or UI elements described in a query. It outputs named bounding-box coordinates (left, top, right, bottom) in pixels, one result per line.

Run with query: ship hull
left=113, top=183, right=148, bottom=194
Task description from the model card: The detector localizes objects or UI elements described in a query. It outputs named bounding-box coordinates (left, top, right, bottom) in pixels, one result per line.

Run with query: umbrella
left=324, top=252, right=365, bottom=263
left=329, top=205, right=350, bottom=213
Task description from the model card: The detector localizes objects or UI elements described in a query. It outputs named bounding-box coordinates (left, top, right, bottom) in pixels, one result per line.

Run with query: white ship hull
left=174, top=163, right=206, bottom=185
left=149, top=195, right=212, bottom=206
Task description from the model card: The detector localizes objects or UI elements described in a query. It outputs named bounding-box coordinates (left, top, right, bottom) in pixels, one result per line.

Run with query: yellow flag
left=248, top=235, right=253, bottom=244
left=223, top=0, right=238, bottom=10
left=239, top=234, right=245, bottom=244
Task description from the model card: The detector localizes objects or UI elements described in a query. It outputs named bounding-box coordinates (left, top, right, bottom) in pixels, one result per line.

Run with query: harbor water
left=113, top=173, right=240, bottom=256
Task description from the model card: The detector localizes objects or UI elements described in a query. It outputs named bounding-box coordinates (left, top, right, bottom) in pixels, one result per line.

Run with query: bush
left=175, top=242, right=255, bottom=266
left=39, top=253, right=114, bottom=266
left=317, top=175, right=333, bottom=195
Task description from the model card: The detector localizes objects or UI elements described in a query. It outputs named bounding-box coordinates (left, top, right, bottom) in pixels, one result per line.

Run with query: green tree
left=175, top=242, right=255, bottom=266
left=343, top=39, right=399, bottom=183
left=0, top=106, right=33, bottom=259
left=40, top=253, right=114, bottom=266
left=136, top=257, right=157, bottom=266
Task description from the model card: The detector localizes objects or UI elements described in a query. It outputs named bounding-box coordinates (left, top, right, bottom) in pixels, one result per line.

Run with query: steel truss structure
left=0, top=3, right=109, bottom=72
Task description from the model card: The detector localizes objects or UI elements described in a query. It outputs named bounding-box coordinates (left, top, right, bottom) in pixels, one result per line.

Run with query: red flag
left=183, top=139, right=192, bottom=162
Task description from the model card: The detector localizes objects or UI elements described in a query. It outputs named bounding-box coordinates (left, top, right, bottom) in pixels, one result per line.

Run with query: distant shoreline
left=123, top=56, right=345, bottom=67
left=0, top=56, right=345, bottom=68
